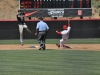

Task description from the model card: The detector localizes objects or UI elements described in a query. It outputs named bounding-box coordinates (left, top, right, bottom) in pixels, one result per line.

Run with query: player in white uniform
left=17, top=10, right=31, bottom=46
left=56, top=20, right=72, bottom=48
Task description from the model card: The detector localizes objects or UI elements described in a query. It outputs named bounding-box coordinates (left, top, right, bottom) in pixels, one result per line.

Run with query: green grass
left=0, top=38, right=100, bottom=44
left=0, top=50, right=100, bottom=75
left=0, top=38, right=100, bottom=75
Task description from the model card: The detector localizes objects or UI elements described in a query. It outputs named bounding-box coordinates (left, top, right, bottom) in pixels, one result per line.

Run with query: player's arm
left=67, top=19, right=71, bottom=32
left=35, top=23, right=39, bottom=35
left=23, top=7, right=26, bottom=14
left=46, top=23, right=49, bottom=33
left=35, top=28, right=38, bottom=35
left=56, top=30, right=62, bottom=35
left=23, top=8, right=28, bottom=19
left=68, top=19, right=70, bottom=27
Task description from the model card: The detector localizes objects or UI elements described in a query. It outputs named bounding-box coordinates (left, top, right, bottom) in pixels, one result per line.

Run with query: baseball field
left=0, top=38, right=100, bottom=75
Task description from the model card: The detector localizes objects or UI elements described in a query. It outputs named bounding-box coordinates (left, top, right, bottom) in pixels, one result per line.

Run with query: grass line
left=0, top=38, right=100, bottom=44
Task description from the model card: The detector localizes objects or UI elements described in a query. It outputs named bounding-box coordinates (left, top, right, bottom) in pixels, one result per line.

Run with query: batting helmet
left=63, top=25, right=67, bottom=30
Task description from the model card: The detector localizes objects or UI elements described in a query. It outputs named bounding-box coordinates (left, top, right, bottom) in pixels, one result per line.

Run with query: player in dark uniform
left=17, top=9, right=31, bottom=46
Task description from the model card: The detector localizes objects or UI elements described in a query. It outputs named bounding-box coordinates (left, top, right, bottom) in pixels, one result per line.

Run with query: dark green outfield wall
left=0, top=19, right=100, bottom=39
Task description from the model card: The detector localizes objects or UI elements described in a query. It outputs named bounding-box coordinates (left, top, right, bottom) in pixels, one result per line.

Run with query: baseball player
left=56, top=20, right=72, bottom=48
left=16, top=9, right=31, bottom=46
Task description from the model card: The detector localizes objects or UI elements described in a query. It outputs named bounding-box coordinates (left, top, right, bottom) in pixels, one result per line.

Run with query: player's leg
left=23, top=23, right=31, bottom=33
left=41, top=32, right=46, bottom=50
left=56, top=39, right=64, bottom=48
left=56, top=39, right=67, bottom=48
left=38, top=32, right=43, bottom=50
left=60, top=39, right=66, bottom=47
left=63, top=38, right=72, bottom=49
left=38, top=32, right=46, bottom=50
left=18, top=25, right=24, bottom=46
left=25, top=27, right=31, bottom=33
left=56, top=38, right=72, bottom=48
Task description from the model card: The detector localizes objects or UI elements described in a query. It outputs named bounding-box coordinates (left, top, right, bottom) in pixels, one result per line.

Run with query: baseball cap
left=18, top=10, right=22, bottom=12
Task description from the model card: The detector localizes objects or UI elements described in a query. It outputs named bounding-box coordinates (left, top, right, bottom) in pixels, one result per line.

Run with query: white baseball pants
left=60, top=37, right=68, bottom=47
left=18, top=24, right=27, bottom=43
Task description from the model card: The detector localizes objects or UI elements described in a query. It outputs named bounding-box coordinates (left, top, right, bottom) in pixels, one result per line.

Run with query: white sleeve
left=67, top=27, right=71, bottom=33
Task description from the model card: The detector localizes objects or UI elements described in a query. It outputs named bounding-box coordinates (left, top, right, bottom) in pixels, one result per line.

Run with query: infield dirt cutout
left=0, top=44, right=100, bottom=51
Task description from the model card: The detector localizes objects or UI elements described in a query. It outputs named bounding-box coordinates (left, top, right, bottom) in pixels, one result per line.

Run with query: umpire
left=35, top=17, right=49, bottom=50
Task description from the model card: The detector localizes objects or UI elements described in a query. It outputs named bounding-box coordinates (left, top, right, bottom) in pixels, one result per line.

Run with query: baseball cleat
left=39, top=46, right=42, bottom=50
left=39, top=48, right=41, bottom=50
left=67, top=46, right=73, bottom=49
left=39, top=46, right=45, bottom=50
left=39, top=47, right=44, bottom=50
left=64, top=45, right=73, bottom=49
left=21, top=42, right=24, bottom=46
left=22, top=44, right=24, bottom=46
left=56, top=44, right=60, bottom=47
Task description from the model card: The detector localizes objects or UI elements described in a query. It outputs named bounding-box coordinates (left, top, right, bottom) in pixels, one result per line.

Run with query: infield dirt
left=0, top=44, right=100, bottom=51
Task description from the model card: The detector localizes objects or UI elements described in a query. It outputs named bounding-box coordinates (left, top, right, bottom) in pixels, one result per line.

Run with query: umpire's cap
left=38, top=17, right=43, bottom=20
